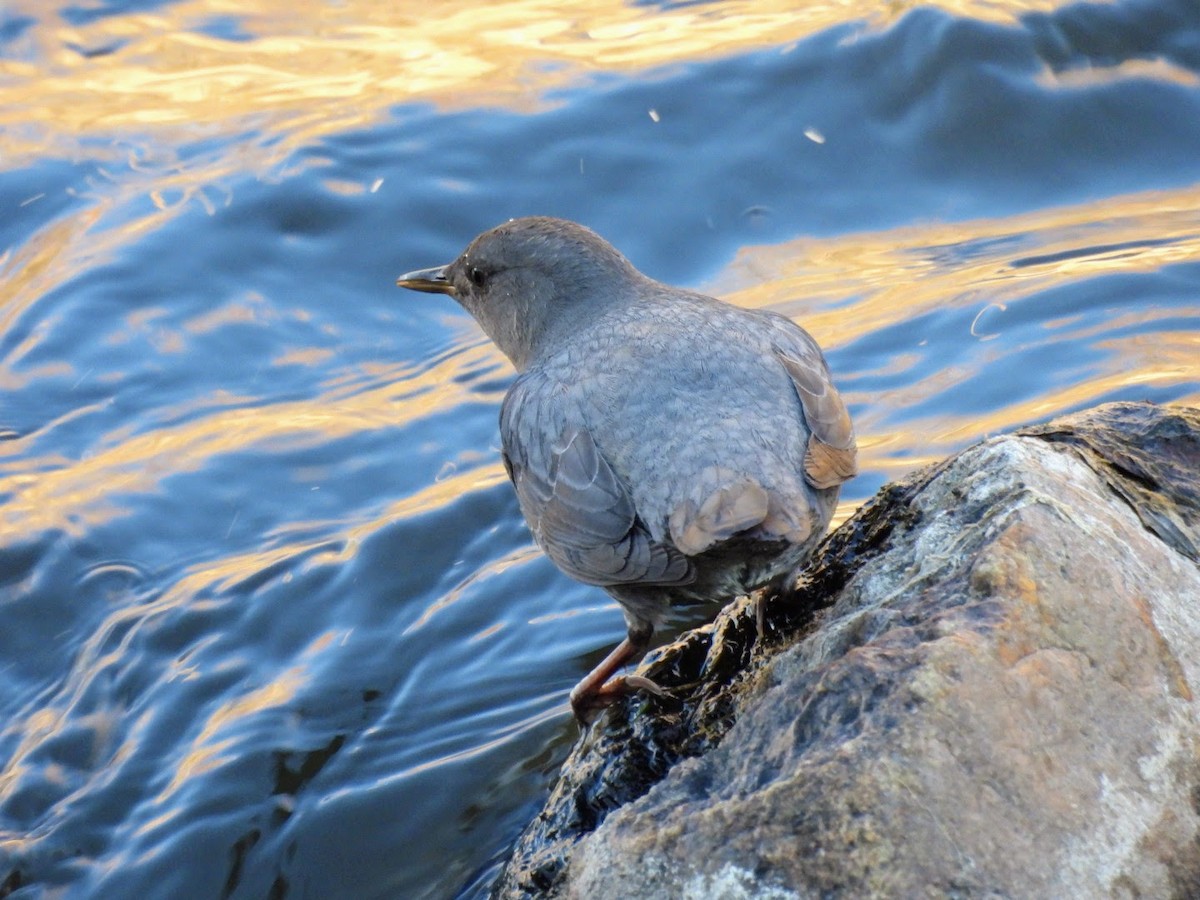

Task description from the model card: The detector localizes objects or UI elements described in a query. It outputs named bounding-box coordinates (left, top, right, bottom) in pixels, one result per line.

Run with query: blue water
left=2, top=1, right=1199, bottom=897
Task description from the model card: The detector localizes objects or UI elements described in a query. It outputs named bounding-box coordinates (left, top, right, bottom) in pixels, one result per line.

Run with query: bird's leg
left=569, top=624, right=660, bottom=721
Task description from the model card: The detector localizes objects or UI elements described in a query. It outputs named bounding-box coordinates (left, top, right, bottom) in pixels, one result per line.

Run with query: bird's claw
left=570, top=672, right=669, bottom=723
left=623, top=674, right=666, bottom=696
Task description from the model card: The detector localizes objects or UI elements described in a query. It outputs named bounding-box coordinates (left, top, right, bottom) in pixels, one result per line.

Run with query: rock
left=491, top=402, right=1200, bottom=899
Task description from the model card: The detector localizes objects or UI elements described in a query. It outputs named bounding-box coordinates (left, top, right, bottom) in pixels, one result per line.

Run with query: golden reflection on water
left=1, top=0, right=1087, bottom=170
left=152, top=658, right=310, bottom=812
left=2, top=0, right=940, bottom=368
left=5, top=181, right=1199, bottom=539
left=0, top=160, right=241, bottom=352
left=712, top=183, right=1200, bottom=481
left=713, top=184, right=1200, bottom=332
left=1039, top=57, right=1200, bottom=90
left=2, top=4, right=1197, bottom=887
left=3, top=0, right=1198, bottom=562
left=0, top=339, right=504, bottom=535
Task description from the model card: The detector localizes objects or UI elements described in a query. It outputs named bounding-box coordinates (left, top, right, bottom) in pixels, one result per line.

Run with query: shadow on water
left=1, top=0, right=1200, bottom=897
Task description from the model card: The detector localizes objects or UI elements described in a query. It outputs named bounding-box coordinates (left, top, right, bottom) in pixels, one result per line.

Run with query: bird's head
left=397, top=217, right=642, bottom=370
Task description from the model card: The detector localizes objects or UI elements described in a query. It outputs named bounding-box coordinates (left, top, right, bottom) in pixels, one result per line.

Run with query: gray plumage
left=397, top=216, right=856, bottom=716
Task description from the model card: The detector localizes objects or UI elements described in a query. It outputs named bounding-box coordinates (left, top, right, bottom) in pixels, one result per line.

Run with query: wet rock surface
left=491, top=402, right=1200, bottom=898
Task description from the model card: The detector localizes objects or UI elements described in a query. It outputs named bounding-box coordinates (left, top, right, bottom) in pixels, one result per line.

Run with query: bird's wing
left=766, top=316, right=858, bottom=490
left=500, top=373, right=692, bottom=588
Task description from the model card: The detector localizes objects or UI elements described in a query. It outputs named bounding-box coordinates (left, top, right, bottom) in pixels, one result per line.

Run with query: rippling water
left=2, top=1, right=1199, bottom=897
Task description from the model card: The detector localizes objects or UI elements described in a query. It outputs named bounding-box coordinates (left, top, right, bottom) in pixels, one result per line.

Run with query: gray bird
left=397, top=217, right=856, bottom=719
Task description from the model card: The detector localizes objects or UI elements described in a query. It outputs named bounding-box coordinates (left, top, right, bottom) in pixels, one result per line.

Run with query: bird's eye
left=468, top=266, right=487, bottom=288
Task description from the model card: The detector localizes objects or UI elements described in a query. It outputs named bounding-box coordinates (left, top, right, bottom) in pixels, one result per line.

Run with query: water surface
left=2, top=0, right=1200, bottom=897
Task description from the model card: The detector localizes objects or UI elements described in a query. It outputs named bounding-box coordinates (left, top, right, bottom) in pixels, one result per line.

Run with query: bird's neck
left=520, top=276, right=650, bottom=372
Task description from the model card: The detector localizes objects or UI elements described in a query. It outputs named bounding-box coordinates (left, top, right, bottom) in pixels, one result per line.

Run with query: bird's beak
left=396, top=265, right=455, bottom=295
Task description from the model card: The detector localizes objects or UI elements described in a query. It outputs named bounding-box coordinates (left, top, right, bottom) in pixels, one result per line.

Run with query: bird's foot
left=570, top=672, right=667, bottom=724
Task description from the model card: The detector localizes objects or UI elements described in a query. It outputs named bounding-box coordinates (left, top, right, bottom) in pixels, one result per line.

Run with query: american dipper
left=397, top=217, right=856, bottom=720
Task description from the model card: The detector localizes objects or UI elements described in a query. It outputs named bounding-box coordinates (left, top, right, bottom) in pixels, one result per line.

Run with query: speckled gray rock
left=492, top=402, right=1200, bottom=898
